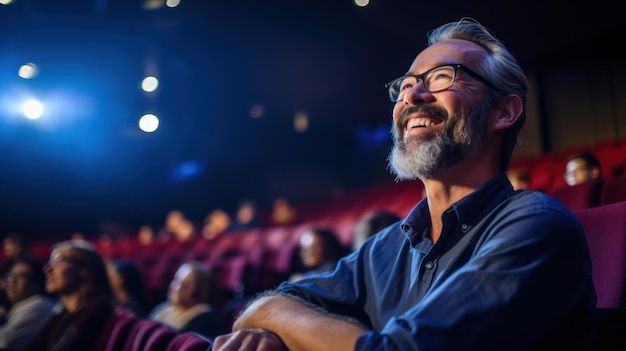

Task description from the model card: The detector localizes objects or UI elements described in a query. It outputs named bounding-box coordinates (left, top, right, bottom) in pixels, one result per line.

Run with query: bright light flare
left=23, top=99, right=44, bottom=119
left=138, top=113, right=159, bottom=132
left=141, top=76, right=159, bottom=92
left=18, top=63, right=39, bottom=79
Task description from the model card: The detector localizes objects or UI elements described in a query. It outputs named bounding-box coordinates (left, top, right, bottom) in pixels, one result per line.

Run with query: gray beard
left=388, top=104, right=488, bottom=181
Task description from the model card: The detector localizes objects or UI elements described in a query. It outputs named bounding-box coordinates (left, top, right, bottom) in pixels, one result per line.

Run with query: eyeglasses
left=3, top=272, right=31, bottom=282
left=385, top=64, right=496, bottom=102
left=563, top=166, right=589, bottom=180
left=46, top=256, right=74, bottom=268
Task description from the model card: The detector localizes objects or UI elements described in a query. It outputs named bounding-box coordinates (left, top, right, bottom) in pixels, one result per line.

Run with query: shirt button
left=424, top=261, right=434, bottom=269
left=461, top=224, right=468, bottom=230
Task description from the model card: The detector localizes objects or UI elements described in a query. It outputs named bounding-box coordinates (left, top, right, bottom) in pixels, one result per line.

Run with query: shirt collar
left=401, top=173, right=514, bottom=244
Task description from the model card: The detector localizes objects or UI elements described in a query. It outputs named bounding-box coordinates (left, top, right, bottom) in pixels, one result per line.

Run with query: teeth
left=406, top=118, right=438, bottom=129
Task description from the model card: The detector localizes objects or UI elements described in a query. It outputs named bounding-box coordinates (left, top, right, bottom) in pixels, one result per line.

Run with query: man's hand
left=213, top=328, right=288, bottom=351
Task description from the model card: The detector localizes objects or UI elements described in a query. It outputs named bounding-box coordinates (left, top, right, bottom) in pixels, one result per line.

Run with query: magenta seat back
left=573, top=201, right=626, bottom=307
left=144, top=324, right=178, bottom=351
left=550, top=177, right=604, bottom=210
left=166, top=332, right=213, bottom=351
left=122, top=319, right=163, bottom=351
left=600, top=176, right=626, bottom=205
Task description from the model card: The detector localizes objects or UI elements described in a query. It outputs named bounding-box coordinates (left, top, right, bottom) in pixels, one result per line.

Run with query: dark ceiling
left=0, top=0, right=623, bottom=237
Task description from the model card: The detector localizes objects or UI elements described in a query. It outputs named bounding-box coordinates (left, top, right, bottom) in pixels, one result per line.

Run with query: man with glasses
left=0, top=258, right=55, bottom=351
left=213, top=18, right=596, bottom=351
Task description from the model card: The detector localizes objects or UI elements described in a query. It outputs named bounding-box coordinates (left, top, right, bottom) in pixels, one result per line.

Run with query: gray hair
left=427, top=18, right=529, bottom=170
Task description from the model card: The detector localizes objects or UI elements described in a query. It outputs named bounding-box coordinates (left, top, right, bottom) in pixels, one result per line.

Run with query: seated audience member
left=156, top=209, right=186, bottom=242
left=1, top=232, right=32, bottom=322
left=351, top=210, right=400, bottom=251
left=213, top=18, right=596, bottom=351
left=201, top=208, right=231, bottom=240
left=289, top=228, right=348, bottom=282
left=2, top=233, right=31, bottom=270
left=564, top=151, right=602, bottom=186
left=270, top=197, right=298, bottom=226
left=230, top=200, right=261, bottom=232
left=137, top=224, right=155, bottom=246
left=106, top=259, right=147, bottom=316
left=507, top=167, right=532, bottom=190
left=27, top=240, right=115, bottom=351
left=0, top=258, right=55, bottom=351
left=148, top=261, right=223, bottom=339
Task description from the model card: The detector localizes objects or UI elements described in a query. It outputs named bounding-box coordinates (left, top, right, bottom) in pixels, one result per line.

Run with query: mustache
left=396, top=105, right=448, bottom=133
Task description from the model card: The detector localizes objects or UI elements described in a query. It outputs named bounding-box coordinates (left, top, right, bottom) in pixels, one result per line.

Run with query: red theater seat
left=144, top=324, right=178, bottom=351
left=91, top=311, right=138, bottom=351
left=600, top=176, right=626, bottom=206
left=549, top=177, right=604, bottom=210
left=166, top=332, right=213, bottom=351
left=122, top=319, right=167, bottom=351
left=573, top=201, right=626, bottom=308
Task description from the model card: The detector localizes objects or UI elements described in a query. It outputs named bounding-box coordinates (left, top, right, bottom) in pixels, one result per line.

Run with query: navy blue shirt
left=276, top=173, right=596, bottom=350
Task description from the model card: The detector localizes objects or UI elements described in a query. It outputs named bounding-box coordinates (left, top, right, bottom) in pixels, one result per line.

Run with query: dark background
left=0, top=0, right=623, bottom=237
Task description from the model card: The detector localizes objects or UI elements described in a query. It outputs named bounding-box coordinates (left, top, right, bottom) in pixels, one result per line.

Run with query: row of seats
left=92, top=308, right=212, bottom=351
left=131, top=200, right=626, bottom=312
left=510, top=138, right=626, bottom=193
left=549, top=175, right=626, bottom=210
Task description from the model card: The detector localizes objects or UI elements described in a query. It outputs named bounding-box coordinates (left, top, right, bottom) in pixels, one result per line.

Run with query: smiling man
left=213, top=18, right=596, bottom=351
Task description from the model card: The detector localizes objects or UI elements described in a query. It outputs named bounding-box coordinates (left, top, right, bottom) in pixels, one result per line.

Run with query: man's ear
left=492, top=94, right=523, bottom=130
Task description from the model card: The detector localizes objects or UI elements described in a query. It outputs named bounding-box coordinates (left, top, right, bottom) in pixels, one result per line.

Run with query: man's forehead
left=409, top=39, right=487, bottom=73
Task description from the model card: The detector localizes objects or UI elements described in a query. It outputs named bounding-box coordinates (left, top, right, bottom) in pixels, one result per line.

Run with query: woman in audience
left=148, top=261, right=223, bottom=339
left=106, top=259, right=147, bottom=316
left=289, top=228, right=348, bottom=282
left=26, top=240, right=115, bottom=351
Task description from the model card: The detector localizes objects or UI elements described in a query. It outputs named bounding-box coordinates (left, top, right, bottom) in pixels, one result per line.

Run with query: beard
left=388, top=102, right=489, bottom=180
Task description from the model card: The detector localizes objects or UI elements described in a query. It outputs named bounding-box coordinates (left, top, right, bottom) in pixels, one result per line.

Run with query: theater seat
left=600, top=176, right=626, bottom=205
left=144, top=324, right=178, bottom=351
left=549, top=177, right=604, bottom=210
left=166, top=332, right=213, bottom=351
left=122, top=319, right=167, bottom=351
left=573, top=201, right=626, bottom=308
left=91, top=311, right=138, bottom=351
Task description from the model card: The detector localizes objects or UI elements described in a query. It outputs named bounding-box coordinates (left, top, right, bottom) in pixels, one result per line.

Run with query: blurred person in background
left=106, top=259, right=147, bottom=317
left=0, top=258, right=55, bottom=351
left=148, top=261, right=223, bottom=339
left=27, top=240, right=115, bottom=351
left=230, top=200, right=261, bottom=232
left=157, top=209, right=186, bottom=242
left=564, top=151, right=602, bottom=186
left=351, top=211, right=400, bottom=251
left=137, top=224, right=155, bottom=246
left=289, top=228, right=348, bottom=282
left=270, top=197, right=298, bottom=226
left=201, top=208, right=231, bottom=240
left=1, top=232, right=33, bottom=324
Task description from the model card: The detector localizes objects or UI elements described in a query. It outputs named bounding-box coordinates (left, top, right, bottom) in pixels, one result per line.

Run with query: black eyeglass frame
left=384, top=64, right=497, bottom=102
